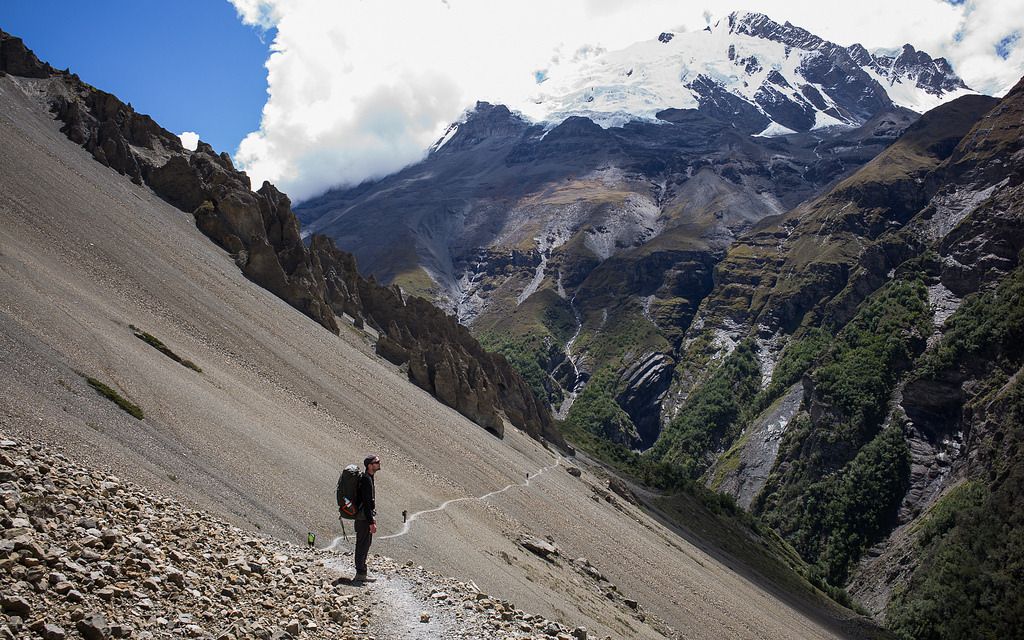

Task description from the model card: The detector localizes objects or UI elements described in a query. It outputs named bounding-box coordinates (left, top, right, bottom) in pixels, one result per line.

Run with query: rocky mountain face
left=0, top=29, right=898, bottom=639
left=296, top=13, right=970, bottom=451
left=0, top=30, right=559, bottom=447
left=663, top=76, right=1024, bottom=633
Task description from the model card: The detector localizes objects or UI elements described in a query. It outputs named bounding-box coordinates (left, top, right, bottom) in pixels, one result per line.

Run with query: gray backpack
left=336, top=464, right=362, bottom=520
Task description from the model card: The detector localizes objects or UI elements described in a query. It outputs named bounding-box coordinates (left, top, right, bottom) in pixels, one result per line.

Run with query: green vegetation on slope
left=709, top=328, right=833, bottom=489
left=574, top=306, right=670, bottom=370
left=886, top=416, right=1024, bottom=640
left=84, top=376, right=144, bottom=420
left=818, top=427, right=910, bottom=584
left=751, top=328, right=831, bottom=419
left=885, top=263, right=1024, bottom=639
left=478, top=288, right=578, bottom=406
left=755, top=278, right=930, bottom=584
left=914, top=261, right=1024, bottom=379
left=562, top=367, right=638, bottom=445
left=649, top=340, right=761, bottom=477
left=479, top=332, right=562, bottom=406
left=131, top=325, right=202, bottom=373
left=813, top=278, right=931, bottom=445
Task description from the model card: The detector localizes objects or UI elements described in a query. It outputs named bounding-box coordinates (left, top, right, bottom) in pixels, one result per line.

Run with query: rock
left=40, top=624, right=67, bottom=640
left=518, top=535, right=559, bottom=560
left=75, top=613, right=109, bottom=640
left=566, top=466, right=582, bottom=478
left=99, top=529, right=120, bottom=547
left=571, top=627, right=588, bottom=640
left=0, top=594, right=30, bottom=615
left=606, top=478, right=638, bottom=506
left=419, top=611, right=431, bottom=623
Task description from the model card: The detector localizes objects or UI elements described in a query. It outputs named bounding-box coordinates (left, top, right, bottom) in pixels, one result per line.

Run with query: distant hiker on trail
left=355, top=454, right=380, bottom=582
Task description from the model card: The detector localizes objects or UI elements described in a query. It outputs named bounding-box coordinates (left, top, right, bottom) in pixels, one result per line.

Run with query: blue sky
left=0, top=0, right=270, bottom=155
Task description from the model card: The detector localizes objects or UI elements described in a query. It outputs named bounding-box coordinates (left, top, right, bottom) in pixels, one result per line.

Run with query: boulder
left=518, top=535, right=559, bottom=560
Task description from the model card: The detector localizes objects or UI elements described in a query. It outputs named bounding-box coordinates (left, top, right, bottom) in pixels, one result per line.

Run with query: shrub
left=131, top=325, right=202, bottom=373
left=84, top=376, right=144, bottom=419
left=651, top=339, right=761, bottom=476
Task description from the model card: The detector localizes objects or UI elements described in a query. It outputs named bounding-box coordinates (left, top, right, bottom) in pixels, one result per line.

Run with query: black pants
left=355, top=519, right=373, bottom=575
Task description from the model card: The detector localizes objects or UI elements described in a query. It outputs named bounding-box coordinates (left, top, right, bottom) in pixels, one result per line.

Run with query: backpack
left=336, top=464, right=363, bottom=520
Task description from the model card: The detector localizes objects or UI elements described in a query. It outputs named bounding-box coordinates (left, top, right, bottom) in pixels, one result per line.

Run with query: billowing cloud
left=231, top=0, right=1024, bottom=202
left=179, top=131, right=200, bottom=151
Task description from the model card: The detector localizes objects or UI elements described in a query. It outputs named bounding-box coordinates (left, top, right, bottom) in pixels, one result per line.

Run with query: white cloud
left=179, top=131, right=200, bottom=151
left=231, top=0, right=1024, bottom=202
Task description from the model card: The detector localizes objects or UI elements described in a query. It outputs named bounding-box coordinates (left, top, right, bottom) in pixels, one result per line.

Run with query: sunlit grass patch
left=130, top=325, right=202, bottom=372
left=84, top=376, right=144, bottom=420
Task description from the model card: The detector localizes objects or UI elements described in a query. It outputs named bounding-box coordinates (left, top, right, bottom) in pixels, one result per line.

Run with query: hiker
left=355, top=454, right=380, bottom=582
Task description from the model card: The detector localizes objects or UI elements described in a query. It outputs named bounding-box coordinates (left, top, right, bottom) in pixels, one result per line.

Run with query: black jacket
left=356, top=472, right=376, bottom=522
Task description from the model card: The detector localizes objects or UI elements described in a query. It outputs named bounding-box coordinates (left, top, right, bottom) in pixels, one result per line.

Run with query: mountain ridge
left=0, top=28, right=560, bottom=448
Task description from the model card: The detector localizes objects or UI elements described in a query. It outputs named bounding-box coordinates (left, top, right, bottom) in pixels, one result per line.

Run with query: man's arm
left=360, top=475, right=376, bottom=522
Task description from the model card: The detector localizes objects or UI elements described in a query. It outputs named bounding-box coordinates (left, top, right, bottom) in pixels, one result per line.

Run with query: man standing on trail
left=355, top=454, right=380, bottom=582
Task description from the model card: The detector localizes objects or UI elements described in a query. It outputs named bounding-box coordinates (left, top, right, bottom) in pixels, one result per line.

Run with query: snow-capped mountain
left=297, top=11, right=983, bottom=450
left=522, top=11, right=972, bottom=135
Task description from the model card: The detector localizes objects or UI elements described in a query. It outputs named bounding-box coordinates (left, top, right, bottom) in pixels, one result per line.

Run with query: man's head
left=364, top=454, right=381, bottom=475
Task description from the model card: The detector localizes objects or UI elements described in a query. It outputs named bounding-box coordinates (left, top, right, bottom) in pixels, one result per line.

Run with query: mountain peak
left=726, top=11, right=830, bottom=52
left=525, top=12, right=973, bottom=133
left=430, top=101, right=532, bottom=154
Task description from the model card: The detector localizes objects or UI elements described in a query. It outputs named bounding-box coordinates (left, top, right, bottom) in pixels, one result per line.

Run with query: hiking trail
left=324, top=455, right=562, bottom=550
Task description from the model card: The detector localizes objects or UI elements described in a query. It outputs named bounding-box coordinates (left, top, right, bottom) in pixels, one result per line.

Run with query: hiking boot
left=354, top=573, right=377, bottom=582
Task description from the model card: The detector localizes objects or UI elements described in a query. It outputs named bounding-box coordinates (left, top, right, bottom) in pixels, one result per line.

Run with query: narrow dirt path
left=323, top=454, right=562, bottom=550
left=362, top=574, right=464, bottom=639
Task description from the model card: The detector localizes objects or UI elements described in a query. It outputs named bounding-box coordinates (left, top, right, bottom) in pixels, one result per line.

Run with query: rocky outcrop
left=518, top=535, right=560, bottom=561
left=713, top=381, right=803, bottom=509
left=615, top=353, right=676, bottom=448
left=0, top=31, right=559, bottom=447
left=311, top=237, right=561, bottom=444
left=0, top=31, right=52, bottom=79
